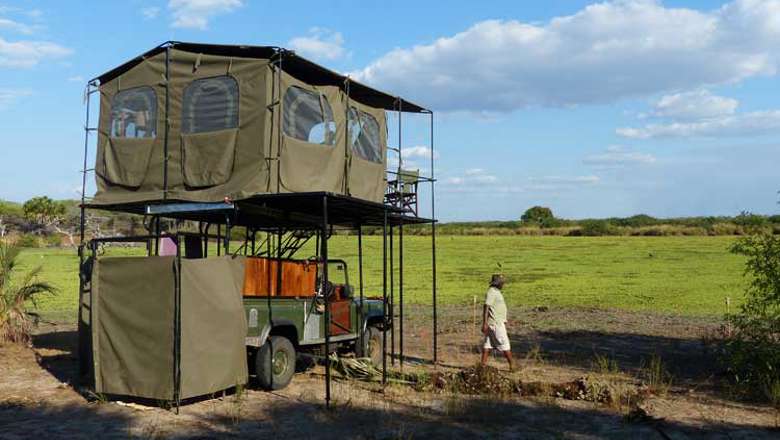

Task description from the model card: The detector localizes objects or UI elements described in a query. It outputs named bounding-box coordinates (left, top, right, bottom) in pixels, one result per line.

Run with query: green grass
left=15, top=236, right=746, bottom=322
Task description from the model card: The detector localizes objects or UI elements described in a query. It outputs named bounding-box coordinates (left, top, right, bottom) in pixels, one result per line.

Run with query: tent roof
left=92, top=41, right=429, bottom=114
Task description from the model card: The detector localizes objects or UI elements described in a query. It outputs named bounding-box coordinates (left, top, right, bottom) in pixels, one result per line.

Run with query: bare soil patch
left=1, top=306, right=777, bottom=439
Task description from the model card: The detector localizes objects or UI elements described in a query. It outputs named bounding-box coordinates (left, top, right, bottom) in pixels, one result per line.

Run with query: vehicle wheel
left=356, top=325, right=384, bottom=367
left=256, top=336, right=296, bottom=390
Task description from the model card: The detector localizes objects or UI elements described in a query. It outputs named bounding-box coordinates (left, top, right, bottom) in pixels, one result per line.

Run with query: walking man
left=480, top=274, right=514, bottom=371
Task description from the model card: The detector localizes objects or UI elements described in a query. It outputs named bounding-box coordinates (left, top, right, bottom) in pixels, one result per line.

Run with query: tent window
left=110, top=87, right=157, bottom=139
left=348, top=108, right=382, bottom=163
left=182, top=76, right=239, bottom=134
left=283, top=87, right=336, bottom=145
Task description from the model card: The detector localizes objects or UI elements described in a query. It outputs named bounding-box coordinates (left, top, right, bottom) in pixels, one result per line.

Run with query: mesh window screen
left=283, top=87, right=336, bottom=145
left=182, top=76, right=239, bottom=134
left=110, top=87, right=157, bottom=138
left=349, top=108, right=382, bottom=163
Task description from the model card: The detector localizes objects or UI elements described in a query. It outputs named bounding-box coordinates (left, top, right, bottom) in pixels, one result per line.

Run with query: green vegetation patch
left=19, top=235, right=745, bottom=322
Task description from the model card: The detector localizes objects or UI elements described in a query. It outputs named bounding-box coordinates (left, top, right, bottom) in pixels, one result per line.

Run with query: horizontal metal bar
left=85, top=127, right=98, bottom=132
left=145, top=202, right=235, bottom=215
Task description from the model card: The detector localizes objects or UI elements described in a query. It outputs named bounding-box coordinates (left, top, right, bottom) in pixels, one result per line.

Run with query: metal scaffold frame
left=77, top=42, right=439, bottom=410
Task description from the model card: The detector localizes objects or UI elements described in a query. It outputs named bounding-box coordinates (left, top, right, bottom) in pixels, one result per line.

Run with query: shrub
left=0, top=241, right=57, bottom=344
left=579, top=220, right=614, bottom=236
left=734, top=211, right=769, bottom=230
left=724, top=233, right=780, bottom=402
left=15, top=234, right=39, bottom=248
left=521, top=206, right=558, bottom=228
left=44, top=234, right=62, bottom=248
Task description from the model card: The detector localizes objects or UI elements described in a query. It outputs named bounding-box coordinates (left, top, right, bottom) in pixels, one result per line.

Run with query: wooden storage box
left=242, top=257, right=317, bottom=297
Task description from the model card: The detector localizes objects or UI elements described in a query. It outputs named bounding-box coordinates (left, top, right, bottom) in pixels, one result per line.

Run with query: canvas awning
left=91, top=41, right=429, bottom=114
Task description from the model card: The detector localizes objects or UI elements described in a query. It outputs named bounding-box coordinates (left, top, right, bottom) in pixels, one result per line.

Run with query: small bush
left=641, top=354, right=673, bottom=395
left=592, top=353, right=620, bottom=375
left=724, top=233, right=780, bottom=402
left=0, top=241, right=57, bottom=344
left=43, top=234, right=62, bottom=248
left=579, top=220, right=614, bottom=236
left=14, top=234, right=39, bottom=248
left=734, top=211, right=769, bottom=230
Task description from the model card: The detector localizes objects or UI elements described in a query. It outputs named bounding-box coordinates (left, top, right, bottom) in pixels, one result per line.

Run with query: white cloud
left=0, top=17, right=34, bottom=34
left=67, top=75, right=84, bottom=82
left=528, top=175, right=601, bottom=186
left=289, top=28, right=346, bottom=61
left=387, top=145, right=437, bottom=172
left=401, top=145, right=438, bottom=160
left=353, top=0, right=780, bottom=112
left=169, top=0, right=242, bottom=30
left=617, top=110, right=780, bottom=138
left=444, top=168, right=498, bottom=187
left=442, top=172, right=601, bottom=194
left=0, top=88, right=32, bottom=109
left=0, top=37, right=72, bottom=68
left=142, top=6, right=161, bottom=20
left=584, top=145, right=656, bottom=167
left=651, top=90, right=739, bottom=120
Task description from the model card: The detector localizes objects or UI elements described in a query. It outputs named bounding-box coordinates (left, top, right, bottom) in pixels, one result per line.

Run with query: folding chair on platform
left=385, top=169, right=420, bottom=216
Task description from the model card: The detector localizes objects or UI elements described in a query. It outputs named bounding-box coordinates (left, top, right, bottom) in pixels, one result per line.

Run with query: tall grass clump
left=724, top=232, right=780, bottom=402
left=0, top=241, right=56, bottom=344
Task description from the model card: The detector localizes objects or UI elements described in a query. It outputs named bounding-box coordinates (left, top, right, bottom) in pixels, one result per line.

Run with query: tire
left=256, top=335, right=296, bottom=390
left=356, top=325, right=384, bottom=367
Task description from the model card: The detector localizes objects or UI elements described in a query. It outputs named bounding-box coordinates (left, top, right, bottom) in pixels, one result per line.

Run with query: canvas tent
left=90, top=41, right=429, bottom=208
left=87, top=254, right=248, bottom=401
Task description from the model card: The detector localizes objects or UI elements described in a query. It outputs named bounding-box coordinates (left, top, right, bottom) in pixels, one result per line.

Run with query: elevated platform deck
left=84, top=192, right=434, bottom=230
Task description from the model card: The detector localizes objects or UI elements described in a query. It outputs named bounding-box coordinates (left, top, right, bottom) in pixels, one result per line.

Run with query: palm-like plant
left=0, top=241, right=56, bottom=344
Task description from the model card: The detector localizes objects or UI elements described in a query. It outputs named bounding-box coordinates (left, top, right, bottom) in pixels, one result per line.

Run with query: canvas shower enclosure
left=90, top=43, right=427, bottom=207
left=86, top=254, right=248, bottom=401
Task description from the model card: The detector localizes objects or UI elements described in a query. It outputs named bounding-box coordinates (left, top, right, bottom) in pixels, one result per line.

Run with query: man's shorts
left=483, top=322, right=511, bottom=352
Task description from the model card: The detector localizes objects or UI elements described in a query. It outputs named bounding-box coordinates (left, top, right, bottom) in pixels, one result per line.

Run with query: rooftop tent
left=90, top=42, right=428, bottom=207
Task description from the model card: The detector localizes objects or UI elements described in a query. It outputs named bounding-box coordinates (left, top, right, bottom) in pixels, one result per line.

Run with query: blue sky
left=0, top=0, right=778, bottom=221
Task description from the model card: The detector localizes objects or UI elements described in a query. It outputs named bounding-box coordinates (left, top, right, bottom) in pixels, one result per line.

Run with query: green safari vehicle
left=242, top=259, right=386, bottom=390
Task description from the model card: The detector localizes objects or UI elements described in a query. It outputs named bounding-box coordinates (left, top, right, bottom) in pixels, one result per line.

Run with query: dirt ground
left=1, top=306, right=778, bottom=439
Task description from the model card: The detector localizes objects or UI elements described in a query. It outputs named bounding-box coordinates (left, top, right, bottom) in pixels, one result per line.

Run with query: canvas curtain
left=91, top=255, right=247, bottom=401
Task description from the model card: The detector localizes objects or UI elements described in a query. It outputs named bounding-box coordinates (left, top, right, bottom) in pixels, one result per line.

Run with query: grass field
left=15, top=236, right=747, bottom=322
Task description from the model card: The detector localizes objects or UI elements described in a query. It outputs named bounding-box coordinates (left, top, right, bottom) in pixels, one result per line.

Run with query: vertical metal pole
left=163, top=46, right=171, bottom=200
left=397, top=99, right=404, bottom=369
left=389, top=225, right=394, bottom=365
left=322, top=196, right=331, bottom=407
left=382, top=208, right=388, bottom=385
left=397, top=99, right=403, bottom=190
left=344, top=79, right=351, bottom=195
left=77, top=81, right=93, bottom=379
left=203, top=224, right=210, bottom=258
left=399, top=218, right=404, bottom=369
left=174, top=232, right=182, bottom=412
left=79, top=82, right=93, bottom=247
left=225, top=216, right=231, bottom=254
left=358, top=225, right=365, bottom=353
left=276, top=228, right=283, bottom=297
left=275, top=51, right=283, bottom=194
left=154, top=217, right=161, bottom=256
left=430, top=111, right=438, bottom=364
left=216, top=224, right=221, bottom=256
